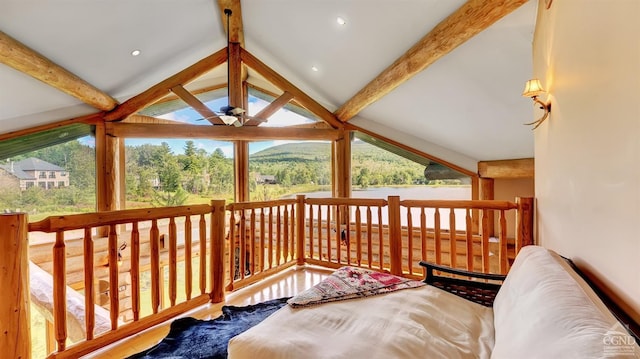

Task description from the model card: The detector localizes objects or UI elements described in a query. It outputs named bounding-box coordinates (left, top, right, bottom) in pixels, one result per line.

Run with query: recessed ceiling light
left=311, top=66, right=319, bottom=72
left=131, top=49, right=141, bottom=56
left=336, top=17, right=346, bottom=26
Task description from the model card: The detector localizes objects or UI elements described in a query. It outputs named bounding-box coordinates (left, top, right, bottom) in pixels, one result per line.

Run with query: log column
left=332, top=130, right=351, bottom=199
left=0, top=213, right=31, bottom=359
left=479, top=177, right=495, bottom=236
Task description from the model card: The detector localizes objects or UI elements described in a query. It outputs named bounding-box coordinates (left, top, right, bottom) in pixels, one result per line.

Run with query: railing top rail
left=226, top=198, right=297, bottom=211
left=305, top=197, right=388, bottom=207
left=28, top=204, right=213, bottom=233
left=400, top=199, right=518, bottom=210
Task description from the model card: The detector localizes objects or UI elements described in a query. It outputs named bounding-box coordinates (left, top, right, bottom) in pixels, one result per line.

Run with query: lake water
left=289, top=186, right=472, bottom=229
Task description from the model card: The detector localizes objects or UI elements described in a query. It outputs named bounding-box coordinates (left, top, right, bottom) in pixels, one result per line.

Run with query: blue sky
left=80, top=95, right=320, bottom=157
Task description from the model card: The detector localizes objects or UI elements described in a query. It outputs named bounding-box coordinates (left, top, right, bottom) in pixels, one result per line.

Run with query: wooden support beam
left=334, top=0, right=528, bottom=121
left=240, top=48, right=343, bottom=129
left=104, top=47, right=227, bottom=121
left=478, top=158, right=534, bottom=179
left=122, top=114, right=183, bottom=125
left=234, top=141, right=249, bottom=202
left=170, top=85, right=224, bottom=125
left=0, top=31, right=118, bottom=111
left=105, top=122, right=341, bottom=141
left=0, top=213, right=31, bottom=359
left=217, top=0, right=244, bottom=47
left=244, top=91, right=294, bottom=126
left=333, top=130, right=352, bottom=198
left=479, top=177, right=495, bottom=236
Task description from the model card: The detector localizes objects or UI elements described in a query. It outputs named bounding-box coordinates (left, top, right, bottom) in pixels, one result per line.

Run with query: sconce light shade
left=522, top=79, right=545, bottom=98
left=522, top=78, right=551, bottom=130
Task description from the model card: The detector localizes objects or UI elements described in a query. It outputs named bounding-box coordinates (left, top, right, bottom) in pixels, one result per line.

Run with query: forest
left=0, top=138, right=460, bottom=219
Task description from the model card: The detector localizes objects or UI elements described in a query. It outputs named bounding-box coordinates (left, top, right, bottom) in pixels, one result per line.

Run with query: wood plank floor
left=81, top=266, right=332, bottom=358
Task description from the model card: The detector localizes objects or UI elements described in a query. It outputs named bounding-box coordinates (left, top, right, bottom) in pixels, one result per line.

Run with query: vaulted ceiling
left=0, top=0, right=538, bottom=172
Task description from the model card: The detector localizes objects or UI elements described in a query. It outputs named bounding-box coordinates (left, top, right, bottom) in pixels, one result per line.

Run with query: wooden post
left=479, top=177, right=495, bottom=236
left=333, top=130, right=351, bottom=200
left=516, top=197, right=534, bottom=250
left=387, top=196, right=402, bottom=276
left=210, top=200, right=226, bottom=303
left=296, top=195, right=306, bottom=265
left=0, top=213, right=31, bottom=359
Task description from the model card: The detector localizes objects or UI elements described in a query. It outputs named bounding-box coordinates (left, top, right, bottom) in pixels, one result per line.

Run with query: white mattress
left=228, top=286, right=495, bottom=359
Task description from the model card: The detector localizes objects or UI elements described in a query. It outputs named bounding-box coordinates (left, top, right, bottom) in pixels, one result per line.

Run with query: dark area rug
left=128, top=297, right=290, bottom=359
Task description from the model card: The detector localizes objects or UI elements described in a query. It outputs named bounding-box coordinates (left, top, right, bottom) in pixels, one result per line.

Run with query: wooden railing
left=2, top=195, right=533, bottom=358
left=225, top=198, right=299, bottom=291
left=21, top=201, right=226, bottom=358
left=226, top=196, right=534, bottom=289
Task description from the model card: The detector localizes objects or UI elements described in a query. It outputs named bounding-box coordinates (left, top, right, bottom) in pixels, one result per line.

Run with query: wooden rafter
left=151, top=83, right=227, bottom=107
left=104, top=47, right=228, bottom=121
left=170, top=85, right=224, bottom=125
left=241, top=48, right=343, bottom=129
left=105, top=122, right=341, bottom=141
left=335, top=0, right=528, bottom=122
left=244, top=91, right=294, bottom=126
left=0, top=30, right=118, bottom=111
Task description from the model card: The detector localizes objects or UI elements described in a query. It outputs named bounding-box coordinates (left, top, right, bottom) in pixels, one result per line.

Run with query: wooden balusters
left=276, top=206, right=282, bottom=265
left=377, top=205, right=383, bottom=270
left=53, top=231, right=67, bottom=351
left=335, top=205, right=341, bottom=264
left=228, top=210, right=236, bottom=287
left=168, top=217, right=177, bottom=307
left=434, top=208, right=442, bottom=265
left=108, top=224, right=120, bottom=330
left=355, top=206, right=362, bottom=266
left=131, top=222, right=140, bottom=322
left=448, top=209, right=456, bottom=269
left=199, top=214, right=207, bottom=294
left=481, top=209, right=490, bottom=273
left=465, top=208, right=473, bottom=271
left=388, top=196, right=402, bottom=276
left=296, top=195, right=305, bottom=265
left=150, top=219, right=160, bottom=314
left=326, top=205, right=332, bottom=262
left=83, top=227, right=95, bottom=339
left=316, top=205, right=322, bottom=261
left=239, top=211, right=247, bottom=280
left=184, top=215, right=192, bottom=301
left=249, top=209, right=256, bottom=275
left=367, top=207, right=373, bottom=268
left=308, top=204, right=315, bottom=259
left=283, top=205, right=289, bottom=262
left=499, top=210, right=508, bottom=273
left=268, top=208, right=274, bottom=269
left=407, top=207, right=414, bottom=275
left=260, top=209, right=266, bottom=270
left=420, top=208, right=427, bottom=276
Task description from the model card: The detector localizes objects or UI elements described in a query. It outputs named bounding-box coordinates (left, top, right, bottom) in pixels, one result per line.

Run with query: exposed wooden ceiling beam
left=104, top=47, right=227, bottom=121
left=241, top=48, right=343, bottom=129
left=150, top=83, right=227, bottom=107
left=0, top=30, right=118, bottom=111
left=335, top=0, right=528, bottom=122
left=122, top=115, right=184, bottom=125
left=106, top=122, right=342, bottom=141
left=478, top=158, right=534, bottom=178
left=244, top=91, right=294, bottom=126
left=217, top=0, right=244, bottom=47
left=170, top=85, right=225, bottom=125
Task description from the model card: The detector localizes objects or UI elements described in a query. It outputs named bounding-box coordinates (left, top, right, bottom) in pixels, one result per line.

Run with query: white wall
left=533, top=0, right=640, bottom=320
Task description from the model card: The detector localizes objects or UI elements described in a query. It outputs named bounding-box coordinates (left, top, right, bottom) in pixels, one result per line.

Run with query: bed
left=228, top=246, right=640, bottom=359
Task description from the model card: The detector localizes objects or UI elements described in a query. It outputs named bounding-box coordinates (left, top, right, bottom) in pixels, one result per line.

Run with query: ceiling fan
left=196, top=8, right=266, bottom=127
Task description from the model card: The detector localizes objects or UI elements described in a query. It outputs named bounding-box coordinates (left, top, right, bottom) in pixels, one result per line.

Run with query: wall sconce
left=522, top=79, right=551, bottom=130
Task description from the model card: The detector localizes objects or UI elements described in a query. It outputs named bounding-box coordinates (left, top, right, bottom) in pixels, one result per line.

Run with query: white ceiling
left=0, top=0, right=538, bottom=170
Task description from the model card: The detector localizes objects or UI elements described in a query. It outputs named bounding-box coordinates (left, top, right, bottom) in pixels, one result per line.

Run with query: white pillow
left=491, top=246, right=640, bottom=358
